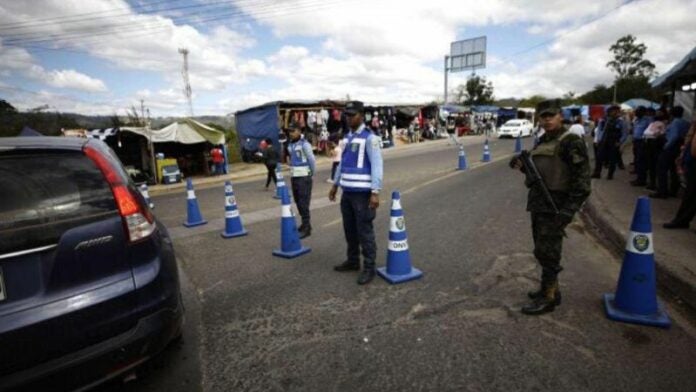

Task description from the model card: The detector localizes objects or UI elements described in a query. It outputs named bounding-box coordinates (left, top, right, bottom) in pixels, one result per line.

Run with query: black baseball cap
left=537, top=99, right=563, bottom=116
left=344, top=101, right=364, bottom=115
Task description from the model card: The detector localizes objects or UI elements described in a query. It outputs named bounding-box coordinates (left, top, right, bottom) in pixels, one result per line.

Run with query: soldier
left=510, top=99, right=591, bottom=315
left=288, top=127, right=316, bottom=239
left=329, top=101, right=384, bottom=285
left=592, top=105, right=624, bottom=180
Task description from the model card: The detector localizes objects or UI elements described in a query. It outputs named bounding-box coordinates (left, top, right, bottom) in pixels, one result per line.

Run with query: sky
left=0, top=0, right=694, bottom=117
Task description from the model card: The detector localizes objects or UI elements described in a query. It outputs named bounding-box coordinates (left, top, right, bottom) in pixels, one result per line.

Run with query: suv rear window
left=0, top=150, right=118, bottom=256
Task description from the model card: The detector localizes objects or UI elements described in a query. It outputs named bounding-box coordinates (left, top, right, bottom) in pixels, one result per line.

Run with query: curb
left=581, top=194, right=696, bottom=312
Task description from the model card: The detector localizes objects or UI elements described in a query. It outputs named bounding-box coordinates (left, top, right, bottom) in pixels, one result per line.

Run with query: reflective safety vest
left=530, top=131, right=574, bottom=192
left=289, top=138, right=311, bottom=177
left=339, top=128, right=372, bottom=192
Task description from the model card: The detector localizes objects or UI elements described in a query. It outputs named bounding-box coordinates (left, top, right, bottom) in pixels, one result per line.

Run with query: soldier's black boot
left=334, top=260, right=360, bottom=272
left=357, top=267, right=375, bottom=285
left=527, top=287, right=562, bottom=305
left=522, top=280, right=559, bottom=315
left=527, top=267, right=562, bottom=304
left=298, top=224, right=311, bottom=239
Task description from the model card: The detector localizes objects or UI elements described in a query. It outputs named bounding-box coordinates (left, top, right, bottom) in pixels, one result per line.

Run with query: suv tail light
left=84, top=145, right=156, bottom=242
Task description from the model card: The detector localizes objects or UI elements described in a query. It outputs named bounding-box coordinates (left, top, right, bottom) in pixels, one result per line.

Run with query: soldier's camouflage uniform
left=524, top=129, right=591, bottom=307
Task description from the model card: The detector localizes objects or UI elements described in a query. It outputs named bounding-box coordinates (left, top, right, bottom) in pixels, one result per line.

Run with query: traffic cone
left=515, top=134, right=522, bottom=153
left=482, top=139, right=491, bottom=162
left=183, top=178, right=207, bottom=228
left=272, top=186, right=310, bottom=258
left=139, top=183, right=154, bottom=209
left=274, top=163, right=290, bottom=200
left=457, top=145, right=467, bottom=170
left=603, top=197, right=671, bottom=328
left=220, top=181, right=248, bottom=238
left=377, top=191, right=423, bottom=284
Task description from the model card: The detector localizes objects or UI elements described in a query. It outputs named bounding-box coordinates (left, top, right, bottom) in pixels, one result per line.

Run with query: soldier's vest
left=339, top=128, right=372, bottom=192
left=289, top=138, right=311, bottom=177
left=530, top=132, right=574, bottom=192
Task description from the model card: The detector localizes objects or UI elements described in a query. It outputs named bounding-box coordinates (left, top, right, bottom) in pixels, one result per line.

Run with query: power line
left=1, top=0, right=338, bottom=47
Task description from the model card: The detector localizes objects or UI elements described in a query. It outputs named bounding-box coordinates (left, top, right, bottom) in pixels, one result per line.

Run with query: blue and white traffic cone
left=515, top=134, right=522, bottom=153
left=183, top=178, right=207, bottom=228
left=274, top=163, right=290, bottom=200
left=139, top=183, right=154, bottom=209
left=457, top=145, right=468, bottom=171
left=220, top=181, right=248, bottom=238
left=482, top=139, right=491, bottom=162
left=377, top=191, right=423, bottom=284
left=272, top=186, right=310, bottom=258
left=603, top=197, right=671, bottom=328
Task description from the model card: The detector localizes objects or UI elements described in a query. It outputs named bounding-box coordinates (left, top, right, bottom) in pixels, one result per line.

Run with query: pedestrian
left=643, top=108, right=667, bottom=191
left=651, top=106, right=692, bottom=199
left=664, top=122, right=696, bottom=229
left=630, top=106, right=651, bottom=186
left=259, top=138, right=279, bottom=190
left=509, top=99, right=591, bottom=315
left=211, top=145, right=225, bottom=175
left=592, top=105, right=623, bottom=180
left=329, top=101, right=384, bottom=285
left=288, top=127, right=316, bottom=239
left=568, top=116, right=585, bottom=137
left=328, top=138, right=344, bottom=183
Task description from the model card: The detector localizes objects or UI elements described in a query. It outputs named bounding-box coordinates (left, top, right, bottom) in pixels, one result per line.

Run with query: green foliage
left=456, top=75, right=495, bottom=105
left=0, top=99, right=80, bottom=137
left=607, top=35, right=656, bottom=80
left=518, top=95, right=547, bottom=108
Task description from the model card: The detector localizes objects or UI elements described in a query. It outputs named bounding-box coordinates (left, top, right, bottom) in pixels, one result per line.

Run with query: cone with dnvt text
left=482, top=139, right=491, bottom=162
left=274, top=163, right=290, bottom=200
left=378, top=191, right=423, bottom=284
left=183, top=178, right=207, bottom=228
left=603, top=197, right=671, bottom=328
left=221, top=181, right=248, bottom=238
left=272, top=186, right=310, bottom=258
left=515, top=134, right=522, bottom=153
left=139, top=183, right=154, bottom=209
left=457, top=145, right=468, bottom=170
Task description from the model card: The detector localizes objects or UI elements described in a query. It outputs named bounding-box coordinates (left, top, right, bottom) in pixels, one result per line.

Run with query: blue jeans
left=340, top=192, right=377, bottom=269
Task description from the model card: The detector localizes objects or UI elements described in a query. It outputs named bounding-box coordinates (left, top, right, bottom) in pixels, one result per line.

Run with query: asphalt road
left=98, top=137, right=696, bottom=392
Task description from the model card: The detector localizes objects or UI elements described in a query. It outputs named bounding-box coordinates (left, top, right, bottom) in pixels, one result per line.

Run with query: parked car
left=0, top=137, right=183, bottom=391
left=498, top=119, right=533, bottom=138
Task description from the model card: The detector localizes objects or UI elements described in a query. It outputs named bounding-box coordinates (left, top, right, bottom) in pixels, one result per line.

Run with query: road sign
left=449, top=36, right=486, bottom=72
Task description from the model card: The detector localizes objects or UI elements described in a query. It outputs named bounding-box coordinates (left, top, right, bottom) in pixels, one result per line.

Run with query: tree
left=607, top=35, right=656, bottom=80
left=518, top=95, right=547, bottom=108
left=456, top=75, right=494, bottom=106
left=0, top=99, right=18, bottom=116
left=561, top=91, right=581, bottom=106
left=579, top=84, right=612, bottom=104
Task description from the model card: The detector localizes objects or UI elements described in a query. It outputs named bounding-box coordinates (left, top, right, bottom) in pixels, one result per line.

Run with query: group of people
left=256, top=101, right=384, bottom=285
left=592, top=104, right=695, bottom=229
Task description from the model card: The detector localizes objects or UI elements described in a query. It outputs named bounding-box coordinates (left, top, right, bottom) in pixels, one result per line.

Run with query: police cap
left=537, top=99, right=563, bottom=116
left=344, top=101, right=364, bottom=116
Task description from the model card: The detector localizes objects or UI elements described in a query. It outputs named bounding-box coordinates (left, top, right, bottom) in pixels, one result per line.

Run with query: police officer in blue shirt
left=329, top=101, right=384, bottom=285
left=288, top=126, right=316, bottom=238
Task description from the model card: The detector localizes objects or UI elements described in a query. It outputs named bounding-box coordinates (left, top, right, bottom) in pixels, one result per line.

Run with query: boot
left=334, top=260, right=360, bottom=272
left=527, top=286, right=562, bottom=305
left=522, top=280, right=559, bottom=315
left=298, top=225, right=311, bottom=239
left=357, top=268, right=375, bottom=285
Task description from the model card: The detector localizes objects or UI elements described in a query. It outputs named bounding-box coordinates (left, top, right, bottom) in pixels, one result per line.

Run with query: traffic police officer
left=329, top=101, right=384, bottom=285
left=288, top=127, right=316, bottom=239
left=510, top=99, right=591, bottom=315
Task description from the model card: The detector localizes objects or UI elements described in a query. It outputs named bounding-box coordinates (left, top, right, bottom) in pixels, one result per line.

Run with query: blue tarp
left=471, top=105, right=499, bottom=113
left=235, top=103, right=281, bottom=151
left=652, top=46, right=696, bottom=88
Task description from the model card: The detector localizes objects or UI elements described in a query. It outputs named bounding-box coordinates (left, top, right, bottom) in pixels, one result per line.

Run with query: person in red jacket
left=211, top=146, right=225, bottom=175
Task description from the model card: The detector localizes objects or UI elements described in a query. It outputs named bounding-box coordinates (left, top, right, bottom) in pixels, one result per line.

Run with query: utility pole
left=140, top=99, right=145, bottom=126
left=178, top=48, right=194, bottom=117
left=444, top=55, right=449, bottom=104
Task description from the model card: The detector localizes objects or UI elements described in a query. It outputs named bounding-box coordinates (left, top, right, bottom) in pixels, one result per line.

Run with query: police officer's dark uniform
left=511, top=99, right=591, bottom=315
left=288, top=128, right=316, bottom=239
left=329, top=101, right=384, bottom=285
left=592, top=105, right=623, bottom=180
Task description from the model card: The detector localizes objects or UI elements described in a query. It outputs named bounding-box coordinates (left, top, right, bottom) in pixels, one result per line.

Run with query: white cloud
left=44, top=69, right=107, bottom=92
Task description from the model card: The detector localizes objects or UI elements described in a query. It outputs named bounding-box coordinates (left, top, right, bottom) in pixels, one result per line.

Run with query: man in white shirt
left=568, top=117, right=585, bottom=137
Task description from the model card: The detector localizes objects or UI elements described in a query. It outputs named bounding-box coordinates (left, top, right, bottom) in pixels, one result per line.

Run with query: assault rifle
left=514, top=150, right=559, bottom=214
